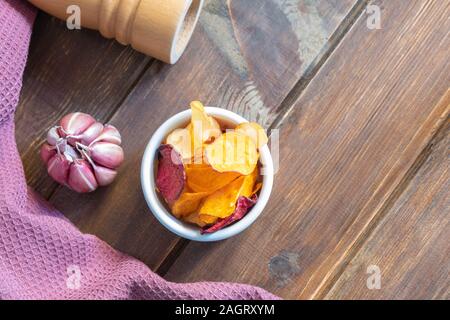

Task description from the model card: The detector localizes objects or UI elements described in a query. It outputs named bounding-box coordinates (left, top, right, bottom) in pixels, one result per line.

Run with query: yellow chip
left=190, top=101, right=222, bottom=146
left=235, top=122, right=268, bottom=148
left=186, top=164, right=241, bottom=193
left=205, top=131, right=258, bottom=175
left=198, top=168, right=258, bottom=218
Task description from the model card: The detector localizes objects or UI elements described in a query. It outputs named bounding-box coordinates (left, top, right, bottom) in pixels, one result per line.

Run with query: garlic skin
left=92, top=124, right=122, bottom=145
left=71, top=121, right=104, bottom=146
left=47, top=155, right=71, bottom=186
left=68, top=160, right=98, bottom=193
left=92, top=165, right=117, bottom=186
left=60, top=112, right=96, bottom=136
left=40, top=112, right=124, bottom=193
left=40, top=143, right=56, bottom=164
left=46, top=127, right=60, bottom=145
left=89, top=142, right=124, bottom=169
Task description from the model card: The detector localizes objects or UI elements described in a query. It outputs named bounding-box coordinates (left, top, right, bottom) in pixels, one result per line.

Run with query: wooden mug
left=28, top=0, right=204, bottom=64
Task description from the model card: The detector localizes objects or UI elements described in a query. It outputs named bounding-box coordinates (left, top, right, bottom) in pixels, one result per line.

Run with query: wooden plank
left=16, top=13, right=150, bottom=197
left=326, top=120, right=449, bottom=299
left=164, top=0, right=450, bottom=299
left=47, top=0, right=361, bottom=269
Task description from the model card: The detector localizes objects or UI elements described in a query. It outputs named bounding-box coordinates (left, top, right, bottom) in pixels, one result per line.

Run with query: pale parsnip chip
left=205, top=131, right=258, bottom=175
left=165, top=128, right=192, bottom=161
left=190, top=101, right=222, bottom=146
left=235, top=122, right=268, bottom=148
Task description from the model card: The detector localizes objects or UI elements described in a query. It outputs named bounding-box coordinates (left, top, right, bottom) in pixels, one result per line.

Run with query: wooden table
left=16, top=0, right=449, bottom=299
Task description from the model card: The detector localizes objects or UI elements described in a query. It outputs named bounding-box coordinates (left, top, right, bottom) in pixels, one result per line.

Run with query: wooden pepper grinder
left=28, top=0, right=204, bottom=64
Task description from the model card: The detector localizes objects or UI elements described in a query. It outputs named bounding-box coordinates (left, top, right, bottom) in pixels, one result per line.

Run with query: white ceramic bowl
left=141, top=107, right=274, bottom=241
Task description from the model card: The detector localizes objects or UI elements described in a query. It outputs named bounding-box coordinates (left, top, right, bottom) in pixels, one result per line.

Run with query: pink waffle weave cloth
left=0, top=0, right=277, bottom=300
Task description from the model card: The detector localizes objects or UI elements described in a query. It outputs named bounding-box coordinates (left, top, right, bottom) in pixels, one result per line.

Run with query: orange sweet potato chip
left=183, top=212, right=210, bottom=227
left=198, top=168, right=258, bottom=219
left=205, top=131, right=258, bottom=175
left=240, top=167, right=258, bottom=198
left=171, top=191, right=209, bottom=218
left=198, top=214, right=218, bottom=225
left=185, top=164, right=241, bottom=193
left=201, top=195, right=257, bottom=234
left=252, top=182, right=262, bottom=196
left=235, top=122, right=268, bottom=148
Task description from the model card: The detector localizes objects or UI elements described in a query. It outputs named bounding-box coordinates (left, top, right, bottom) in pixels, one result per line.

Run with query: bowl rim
left=140, top=107, right=274, bottom=241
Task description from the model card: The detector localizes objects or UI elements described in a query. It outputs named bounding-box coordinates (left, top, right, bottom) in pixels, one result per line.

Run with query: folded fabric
left=0, top=0, right=278, bottom=300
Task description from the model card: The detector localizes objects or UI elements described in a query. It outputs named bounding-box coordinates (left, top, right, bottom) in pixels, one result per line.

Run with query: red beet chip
left=201, top=195, right=258, bottom=234
left=156, top=144, right=186, bottom=203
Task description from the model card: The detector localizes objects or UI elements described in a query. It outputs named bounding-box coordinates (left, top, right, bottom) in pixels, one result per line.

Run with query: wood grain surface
left=326, top=118, right=449, bottom=299
left=41, top=0, right=360, bottom=270
left=16, top=0, right=450, bottom=299
left=164, top=0, right=450, bottom=299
